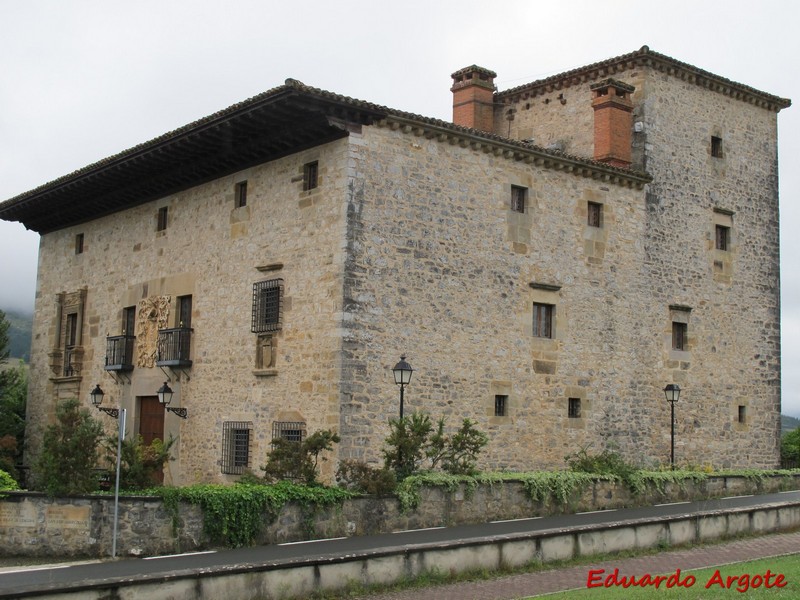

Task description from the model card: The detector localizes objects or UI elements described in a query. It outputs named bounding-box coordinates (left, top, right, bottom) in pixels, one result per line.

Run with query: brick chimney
left=591, top=79, right=635, bottom=168
left=451, top=65, right=497, bottom=132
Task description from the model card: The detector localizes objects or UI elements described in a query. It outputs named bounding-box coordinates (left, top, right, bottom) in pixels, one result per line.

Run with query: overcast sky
left=1, top=0, right=799, bottom=416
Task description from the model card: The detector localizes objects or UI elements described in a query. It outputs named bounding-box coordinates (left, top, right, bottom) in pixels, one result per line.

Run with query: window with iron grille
left=715, top=225, right=730, bottom=251
left=588, top=202, right=602, bottom=228
left=510, top=185, right=527, bottom=213
left=303, top=161, right=318, bottom=191
left=252, top=279, right=283, bottom=333
left=672, top=321, right=688, bottom=351
left=711, top=136, right=723, bottom=158
left=568, top=398, right=581, bottom=419
left=494, top=395, right=508, bottom=417
left=271, top=421, right=306, bottom=447
left=235, top=181, right=248, bottom=208
left=221, top=421, right=252, bottom=474
left=157, top=206, right=169, bottom=231
left=532, top=303, right=554, bottom=338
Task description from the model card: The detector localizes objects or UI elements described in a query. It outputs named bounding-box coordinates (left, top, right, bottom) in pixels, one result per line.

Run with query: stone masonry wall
left=2, top=474, right=798, bottom=558
left=491, top=65, right=782, bottom=467
left=339, top=123, right=661, bottom=470
left=26, top=137, right=352, bottom=485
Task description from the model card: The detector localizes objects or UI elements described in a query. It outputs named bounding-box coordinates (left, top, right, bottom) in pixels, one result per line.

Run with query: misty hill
left=1, top=309, right=32, bottom=362
left=783, top=414, right=800, bottom=434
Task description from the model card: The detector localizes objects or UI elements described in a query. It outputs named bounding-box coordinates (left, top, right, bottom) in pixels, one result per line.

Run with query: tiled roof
left=0, top=77, right=650, bottom=233
left=497, top=45, right=791, bottom=111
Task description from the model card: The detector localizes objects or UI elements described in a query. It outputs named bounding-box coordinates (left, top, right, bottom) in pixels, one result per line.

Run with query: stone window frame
left=49, top=289, right=87, bottom=381
left=221, top=421, right=252, bottom=475
left=668, top=305, right=692, bottom=359
left=737, top=405, right=747, bottom=425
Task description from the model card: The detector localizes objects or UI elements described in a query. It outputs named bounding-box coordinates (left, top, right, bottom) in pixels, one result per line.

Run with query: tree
left=33, top=399, right=104, bottom=496
left=781, top=429, right=800, bottom=468
left=0, top=309, right=9, bottom=364
left=0, top=310, right=26, bottom=482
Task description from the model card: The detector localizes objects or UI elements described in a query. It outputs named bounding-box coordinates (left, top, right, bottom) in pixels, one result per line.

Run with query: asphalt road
left=1, top=490, right=798, bottom=596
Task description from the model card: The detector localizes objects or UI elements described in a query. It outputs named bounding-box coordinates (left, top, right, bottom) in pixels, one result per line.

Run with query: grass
left=529, top=554, right=800, bottom=599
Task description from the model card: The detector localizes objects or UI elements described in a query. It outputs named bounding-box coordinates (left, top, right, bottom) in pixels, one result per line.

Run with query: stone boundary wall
left=1, top=474, right=798, bottom=558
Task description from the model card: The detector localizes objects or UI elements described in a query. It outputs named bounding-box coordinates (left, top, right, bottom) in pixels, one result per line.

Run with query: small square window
left=157, top=206, right=169, bottom=232
left=222, top=421, right=252, bottom=474
left=738, top=405, right=746, bottom=424
left=588, top=202, right=602, bottom=228
left=235, top=181, right=248, bottom=208
left=568, top=398, right=581, bottom=419
left=303, top=161, right=318, bottom=191
left=533, top=303, right=554, bottom=339
left=511, top=186, right=527, bottom=213
left=672, top=321, right=688, bottom=351
left=715, top=225, right=730, bottom=251
left=711, top=136, right=723, bottom=158
left=494, top=395, right=508, bottom=417
left=75, top=233, right=84, bottom=255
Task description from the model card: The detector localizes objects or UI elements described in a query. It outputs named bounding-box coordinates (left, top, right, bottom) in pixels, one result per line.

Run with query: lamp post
left=157, top=381, right=187, bottom=419
left=90, top=384, right=119, bottom=419
left=88, top=383, right=125, bottom=558
left=664, top=384, right=681, bottom=470
left=392, top=355, right=413, bottom=419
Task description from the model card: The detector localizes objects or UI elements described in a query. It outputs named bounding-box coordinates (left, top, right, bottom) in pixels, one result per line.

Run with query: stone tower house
left=0, top=46, right=790, bottom=483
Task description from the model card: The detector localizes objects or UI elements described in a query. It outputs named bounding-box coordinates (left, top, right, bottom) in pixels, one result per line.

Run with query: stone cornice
left=379, top=115, right=652, bottom=190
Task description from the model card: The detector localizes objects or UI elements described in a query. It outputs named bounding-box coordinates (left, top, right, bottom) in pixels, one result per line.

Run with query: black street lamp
left=392, top=355, right=413, bottom=419
left=157, top=381, right=187, bottom=419
left=90, top=384, right=119, bottom=419
left=664, top=384, right=681, bottom=470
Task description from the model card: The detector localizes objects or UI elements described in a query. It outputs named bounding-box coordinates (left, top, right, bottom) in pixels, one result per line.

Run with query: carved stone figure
left=136, top=295, right=171, bottom=368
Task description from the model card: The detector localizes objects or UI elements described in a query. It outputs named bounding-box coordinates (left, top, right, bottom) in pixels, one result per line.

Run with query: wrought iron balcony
left=63, top=346, right=81, bottom=377
left=105, top=335, right=136, bottom=372
left=156, top=327, right=193, bottom=368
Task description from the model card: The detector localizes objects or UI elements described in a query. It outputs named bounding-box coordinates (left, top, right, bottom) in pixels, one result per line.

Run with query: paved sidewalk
left=359, top=531, right=800, bottom=599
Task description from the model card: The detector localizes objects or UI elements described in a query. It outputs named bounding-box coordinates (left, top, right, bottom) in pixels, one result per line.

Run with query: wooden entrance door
left=138, top=396, right=165, bottom=483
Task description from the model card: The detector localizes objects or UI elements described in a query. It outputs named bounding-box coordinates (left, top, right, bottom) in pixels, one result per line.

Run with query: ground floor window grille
left=222, top=421, right=252, bottom=474
left=272, top=421, right=306, bottom=447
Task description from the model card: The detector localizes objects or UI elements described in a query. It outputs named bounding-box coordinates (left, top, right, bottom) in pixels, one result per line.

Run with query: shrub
left=261, top=429, right=339, bottom=485
left=33, top=399, right=104, bottom=496
left=336, top=459, right=397, bottom=496
left=384, top=412, right=490, bottom=479
left=0, top=468, right=19, bottom=492
left=382, top=412, right=433, bottom=480
left=105, top=434, right=175, bottom=490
